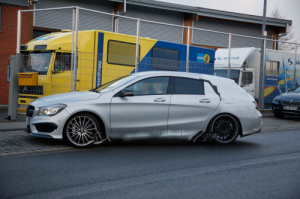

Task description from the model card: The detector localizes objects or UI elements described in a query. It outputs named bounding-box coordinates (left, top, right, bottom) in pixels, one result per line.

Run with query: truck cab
left=213, top=67, right=255, bottom=98
left=213, top=47, right=256, bottom=99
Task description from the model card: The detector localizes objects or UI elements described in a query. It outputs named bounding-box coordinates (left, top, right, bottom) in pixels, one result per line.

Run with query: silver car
left=26, top=71, right=262, bottom=148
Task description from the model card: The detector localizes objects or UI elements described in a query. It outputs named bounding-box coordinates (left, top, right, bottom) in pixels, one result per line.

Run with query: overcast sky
left=156, top=0, right=300, bottom=43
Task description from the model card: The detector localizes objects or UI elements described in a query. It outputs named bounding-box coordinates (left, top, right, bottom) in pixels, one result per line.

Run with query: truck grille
left=19, top=86, right=43, bottom=95
left=281, top=100, right=300, bottom=106
left=26, top=106, right=35, bottom=117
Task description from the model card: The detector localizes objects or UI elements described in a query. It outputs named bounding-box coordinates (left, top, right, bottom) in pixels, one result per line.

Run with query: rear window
left=174, top=77, right=204, bottom=95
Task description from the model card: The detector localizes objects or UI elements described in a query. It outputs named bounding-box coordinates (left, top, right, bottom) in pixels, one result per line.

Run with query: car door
left=168, top=77, right=220, bottom=137
left=110, top=76, right=171, bottom=138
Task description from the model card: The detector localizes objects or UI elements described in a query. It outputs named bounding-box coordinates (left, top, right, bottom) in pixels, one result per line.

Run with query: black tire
left=64, top=113, right=105, bottom=148
left=209, top=114, right=240, bottom=144
left=274, top=112, right=285, bottom=118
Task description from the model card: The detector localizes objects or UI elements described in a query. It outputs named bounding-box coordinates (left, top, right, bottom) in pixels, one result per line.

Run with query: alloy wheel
left=66, top=116, right=103, bottom=147
left=212, top=115, right=239, bottom=144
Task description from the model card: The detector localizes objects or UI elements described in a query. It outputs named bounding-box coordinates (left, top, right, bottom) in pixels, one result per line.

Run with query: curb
left=0, top=128, right=26, bottom=132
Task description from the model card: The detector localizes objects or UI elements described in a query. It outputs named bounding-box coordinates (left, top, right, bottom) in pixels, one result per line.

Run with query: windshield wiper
left=90, top=75, right=129, bottom=92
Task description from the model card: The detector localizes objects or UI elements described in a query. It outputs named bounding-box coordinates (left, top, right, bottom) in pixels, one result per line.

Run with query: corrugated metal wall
left=0, top=0, right=28, bottom=7
left=35, top=0, right=114, bottom=31
left=118, top=4, right=184, bottom=44
left=193, top=17, right=273, bottom=49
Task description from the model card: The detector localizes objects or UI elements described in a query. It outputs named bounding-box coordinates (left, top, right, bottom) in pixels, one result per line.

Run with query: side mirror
left=120, top=88, right=134, bottom=97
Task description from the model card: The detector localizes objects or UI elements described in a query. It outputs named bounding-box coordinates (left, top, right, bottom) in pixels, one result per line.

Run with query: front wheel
left=274, top=112, right=285, bottom=118
left=209, top=114, right=240, bottom=144
left=64, top=113, right=105, bottom=148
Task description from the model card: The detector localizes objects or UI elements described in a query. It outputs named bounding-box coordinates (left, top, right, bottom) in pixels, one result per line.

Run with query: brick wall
left=0, top=4, right=30, bottom=105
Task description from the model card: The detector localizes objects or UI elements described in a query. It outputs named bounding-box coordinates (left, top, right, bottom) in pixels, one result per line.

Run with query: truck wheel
left=64, top=113, right=105, bottom=148
left=274, top=113, right=285, bottom=118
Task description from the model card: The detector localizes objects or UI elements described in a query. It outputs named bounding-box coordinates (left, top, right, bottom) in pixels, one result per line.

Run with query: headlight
left=38, top=104, right=67, bottom=116
left=273, top=98, right=278, bottom=103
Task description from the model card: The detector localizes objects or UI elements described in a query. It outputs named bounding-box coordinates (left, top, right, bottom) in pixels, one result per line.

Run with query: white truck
left=213, top=47, right=300, bottom=105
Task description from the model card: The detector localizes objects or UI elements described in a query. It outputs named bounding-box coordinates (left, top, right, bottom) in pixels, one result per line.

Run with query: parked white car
left=26, top=71, right=262, bottom=148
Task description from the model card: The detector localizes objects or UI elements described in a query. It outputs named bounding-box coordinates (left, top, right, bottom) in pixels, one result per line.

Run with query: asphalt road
left=1, top=129, right=300, bottom=199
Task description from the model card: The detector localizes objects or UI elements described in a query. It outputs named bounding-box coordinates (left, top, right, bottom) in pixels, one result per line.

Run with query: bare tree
left=270, top=5, right=298, bottom=51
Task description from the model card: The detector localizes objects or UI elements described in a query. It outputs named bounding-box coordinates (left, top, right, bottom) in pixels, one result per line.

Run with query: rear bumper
left=241, top=128, right=261, bottom=137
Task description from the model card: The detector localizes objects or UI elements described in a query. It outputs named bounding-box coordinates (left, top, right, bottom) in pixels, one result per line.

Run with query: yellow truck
left=18, top=30, right=216, bottom=113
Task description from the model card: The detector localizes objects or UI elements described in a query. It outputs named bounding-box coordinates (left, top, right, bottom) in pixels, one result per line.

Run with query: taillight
left=253, top=101, right=259, bottom=110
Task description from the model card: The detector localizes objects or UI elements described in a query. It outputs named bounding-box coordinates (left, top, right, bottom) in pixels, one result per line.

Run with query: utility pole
left=258, top=0, right=267, bottom=110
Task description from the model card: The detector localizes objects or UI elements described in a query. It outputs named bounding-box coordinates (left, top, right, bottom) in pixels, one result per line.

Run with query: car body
left=26, top=71, right=262, bottom=147
left=271, top=87, right=300, bottom=118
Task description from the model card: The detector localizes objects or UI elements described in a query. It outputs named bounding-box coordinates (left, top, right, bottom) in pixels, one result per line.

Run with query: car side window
left=174, top=77, right=204, bottom=95
left=127, top=77, right=169, bottom=96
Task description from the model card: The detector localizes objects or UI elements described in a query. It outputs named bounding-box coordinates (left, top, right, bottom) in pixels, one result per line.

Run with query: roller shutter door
left=118, top=4, right=184, bottom=44
left=193, top=18, right=273, bottom=49
left=35, top=0, right=113, bottom=31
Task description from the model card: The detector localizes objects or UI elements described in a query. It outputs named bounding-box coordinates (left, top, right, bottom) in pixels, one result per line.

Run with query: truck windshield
left=20, top=52, right=52, bottom=75
left=214, top=69, right=240, bottom=84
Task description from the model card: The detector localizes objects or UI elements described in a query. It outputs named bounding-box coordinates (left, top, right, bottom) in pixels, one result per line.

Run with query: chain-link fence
left=6, top=6, right=300, bottom=119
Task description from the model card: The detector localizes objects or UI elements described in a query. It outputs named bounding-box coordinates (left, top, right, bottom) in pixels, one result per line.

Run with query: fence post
left=70, top=8, right=75, bottom=92
left=186, top=27, right=190, bottom=72
left=227, top=33, right=232, bottom=78
left=261, top=38, right=267, bottom=110
left=8, top=55, right=20, bottom=121
left=293, top=43, right=297, bottom=89
left=73, top=6, right=79, bottom=91
left=135, top=18, right=140, bottom=73
left=16, top=10, right=21, bottom=55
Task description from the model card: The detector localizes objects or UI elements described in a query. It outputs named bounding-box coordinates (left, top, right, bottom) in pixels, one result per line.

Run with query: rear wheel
left=209, top=114, right=240, bottom=144
left=274, top=112, right=285, bottom=118
left=64, top=113, right=105, bottom=148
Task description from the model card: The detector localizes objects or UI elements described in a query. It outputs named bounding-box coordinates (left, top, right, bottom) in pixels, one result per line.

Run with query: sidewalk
left=0, top=122, right=26, bottom=132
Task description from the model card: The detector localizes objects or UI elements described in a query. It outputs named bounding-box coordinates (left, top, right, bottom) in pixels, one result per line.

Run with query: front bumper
left=26, top=109, right=69, bottom=139
left=271, top=102, right=300, bottom=116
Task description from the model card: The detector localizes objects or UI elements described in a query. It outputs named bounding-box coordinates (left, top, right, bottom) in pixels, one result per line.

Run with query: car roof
left=132, top=71, right=235, bottom=84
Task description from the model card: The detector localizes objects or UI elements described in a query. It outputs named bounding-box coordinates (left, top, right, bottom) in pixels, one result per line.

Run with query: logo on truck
left=197, top=53, right=210, bottom=63
left=97, top=61, right=102, bottom=87
left=288, top=58, right=300, bottom=65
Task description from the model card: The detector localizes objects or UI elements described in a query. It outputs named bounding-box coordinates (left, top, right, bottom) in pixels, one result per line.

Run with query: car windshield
left=20, top=52, right=52, bottom=74
left=295, top=87, right=300, bottom=92
left=95, top=75, right=140, bottom=93
left=214, top=69, right=240, bottom=84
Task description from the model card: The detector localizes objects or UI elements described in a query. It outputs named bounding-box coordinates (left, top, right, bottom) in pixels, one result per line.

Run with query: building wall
left=193, top=17, right=273, bottom=49
left=118, top=4, right=184, bottom=44
left=0, top=4, right=30, bottom=105
left=35, top=0, right=114, bottom=31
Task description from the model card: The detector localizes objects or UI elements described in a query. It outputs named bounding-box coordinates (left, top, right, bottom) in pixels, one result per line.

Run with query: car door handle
left=199, top=99, right=211, bottom=103
left=154, top=98, right=166, bottom=102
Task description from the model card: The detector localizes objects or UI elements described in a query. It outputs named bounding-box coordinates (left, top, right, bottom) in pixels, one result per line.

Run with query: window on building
left=151, top=48, right=179, bottom=71
left=107, top=40, right=139, bottom=66
left=241, top=72, right=253, bottom=86
left=174, top=77, right=204, bottom=95
left=266, top=61, right=280, bottom=76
